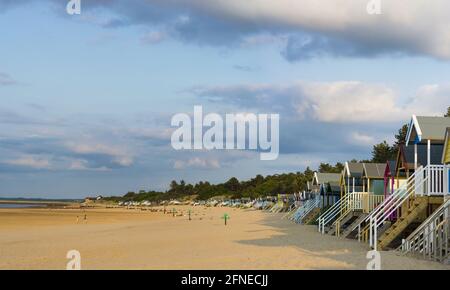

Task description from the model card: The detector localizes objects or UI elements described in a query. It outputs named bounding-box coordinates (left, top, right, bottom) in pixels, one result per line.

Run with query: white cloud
left=140, top=30, right=166, bottom=45
left=295, top=81, right=403, bottom=122
left=6, top=155, right=51, bottom=169
left=65, top=141, right=134, bottom=167
left=351, top=132, right=375, bottom=145
left=69, top=159, right=110, bottom=171
left=174, top=157, right=221, bottom=169
left=195, top=80, right=450, bottom=123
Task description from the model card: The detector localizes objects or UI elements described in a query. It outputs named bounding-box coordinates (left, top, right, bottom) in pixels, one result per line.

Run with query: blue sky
left=1, top=0, right=449, bottom=198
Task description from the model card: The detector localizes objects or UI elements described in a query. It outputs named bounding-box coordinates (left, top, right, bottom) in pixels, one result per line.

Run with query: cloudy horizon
left=1, top=0, right=449, bottom=198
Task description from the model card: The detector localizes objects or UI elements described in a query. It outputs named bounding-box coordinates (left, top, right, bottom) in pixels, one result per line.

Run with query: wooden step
left=340, top=213, right=368, bottom=238
left=377, top=200, right=428, bottom=250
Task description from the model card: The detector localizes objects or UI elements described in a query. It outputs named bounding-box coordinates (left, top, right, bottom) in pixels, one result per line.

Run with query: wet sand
left=0, top=205, right=448, bottom=270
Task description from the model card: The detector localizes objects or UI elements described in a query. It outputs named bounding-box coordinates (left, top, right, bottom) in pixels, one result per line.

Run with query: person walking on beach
left=84, top=214, right=87, bottom=224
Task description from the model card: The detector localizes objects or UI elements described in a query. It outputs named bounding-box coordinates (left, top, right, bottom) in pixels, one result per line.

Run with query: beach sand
left=0, top=205, right=448, bottom=270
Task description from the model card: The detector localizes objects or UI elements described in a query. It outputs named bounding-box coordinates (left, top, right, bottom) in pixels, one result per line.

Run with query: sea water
left=0, top=203, right=41, bottom=209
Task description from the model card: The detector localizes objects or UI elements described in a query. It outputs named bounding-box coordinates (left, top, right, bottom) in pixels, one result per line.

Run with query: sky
left=0, top=0, right=449, bottom=198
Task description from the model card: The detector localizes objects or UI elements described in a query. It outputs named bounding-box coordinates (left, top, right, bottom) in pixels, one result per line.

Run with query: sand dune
left=0, top=205, right=448, bottom=270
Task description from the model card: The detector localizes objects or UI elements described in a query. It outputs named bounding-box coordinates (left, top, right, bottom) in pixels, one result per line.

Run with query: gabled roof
left=396, top=143, right=444, bottom=171
left=320, top=181, right=341, bottom=194
left=344, top=162, right=364, bottom=177
left=314, top=172, right=341, bottom=185
left=363, top=163, right=387, bottom=179
left=385, top=160, right=396, bottom=177
left=406, top=115, right=450, bottom=145
left=442, top=128, right=450, bottom=164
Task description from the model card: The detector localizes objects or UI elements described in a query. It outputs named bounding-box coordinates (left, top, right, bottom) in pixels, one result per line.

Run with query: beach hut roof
left=406, top=115, right=450, bottom=145
left=397, top=143, right=444, bottom=171
left=385, top=160, right=396, bottom=177
left=314, top=172, right=341, bottom=185
left=344, top=162, right=364, bottom=177
left=363, top=163, right=387, bottom=179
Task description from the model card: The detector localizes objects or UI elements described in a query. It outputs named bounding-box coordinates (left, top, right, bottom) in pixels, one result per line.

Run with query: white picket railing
left=318, top=192, right=385, bottom=234
left=318, top=194, right=350, bottom=234
left=399, top=198, right=449, bottom=262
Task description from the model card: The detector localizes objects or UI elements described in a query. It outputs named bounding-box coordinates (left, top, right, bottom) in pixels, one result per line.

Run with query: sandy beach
left=0, top=205, right=448, bottom=270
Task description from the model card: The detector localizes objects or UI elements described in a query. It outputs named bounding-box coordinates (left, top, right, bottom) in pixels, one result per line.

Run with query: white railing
left=423, top=165, right=450, bottom=196
left=293, top=196, right=320, bottom=224
left=318, top=192, right=385, bottom=235
left=369, top=166, right=427, bottom=250
left=351, top=167, right=422, bottom=244
left=399, top=198, right=449, bottom=262
left=318, top=194, right=349, bottom=234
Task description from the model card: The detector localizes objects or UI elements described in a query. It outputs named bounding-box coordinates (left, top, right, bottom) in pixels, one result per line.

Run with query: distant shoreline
left=0, top=199, right=77, bottom=207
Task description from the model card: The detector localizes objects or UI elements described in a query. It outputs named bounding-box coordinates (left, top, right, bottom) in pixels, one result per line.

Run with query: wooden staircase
left=340, top=212, right=369, bottom=238
left=329, top=210, right=354, bottom=236
left=398, top=197, right=449, bottom=263
left=377, top=197, right=428, bottom=250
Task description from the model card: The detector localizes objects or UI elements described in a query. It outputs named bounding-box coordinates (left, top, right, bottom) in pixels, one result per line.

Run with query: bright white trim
left=414, top=143, right=418, bottom=170
left=313, top=172, right=319, bottom=185
left=406, top=115, right=422, bottom=146
left=344, top=161, right=351, bottom=176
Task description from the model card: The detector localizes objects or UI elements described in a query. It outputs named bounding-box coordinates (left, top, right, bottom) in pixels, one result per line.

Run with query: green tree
left=224, top=177, right=240, bottom=192
left=445, top=106, right=450, bottom=117
left=372, top=141, right=394, bottom=163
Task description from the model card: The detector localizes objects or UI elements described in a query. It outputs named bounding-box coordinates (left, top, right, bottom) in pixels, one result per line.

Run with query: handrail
left=318, top=194, right=350, bottom=234
left=351, top=166, right=422, bottom=240
left=404, top=198, right=450, bottom=242
left=295, top=197, right=320, bottom=224
left=370, top=166, right=428, bottom=250
left=400, top=219, right=448, bottom=262
left=399, top=198, right=449, bottom=261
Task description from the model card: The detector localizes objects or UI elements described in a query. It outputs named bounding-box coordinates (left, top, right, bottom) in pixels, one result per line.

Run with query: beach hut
left=395, top=143, right=444, bottom=184
left=340, top=162, right=364, bottom=197
left=361, top=115, right=450, bottom=251
left=292, top=173, right=340, bottom=224
left=406, top=115, right=450, bottom=169
left=314, top=172, right=341, bottom=207
left=399, top=127, right=450, bottom=262
left=326, top=163, right=386, bottom=237
left=362, top=163, right=387, bottom=195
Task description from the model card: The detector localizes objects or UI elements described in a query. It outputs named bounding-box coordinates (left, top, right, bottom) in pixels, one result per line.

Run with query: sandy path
left=0, top=206, right=448, bottom=270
